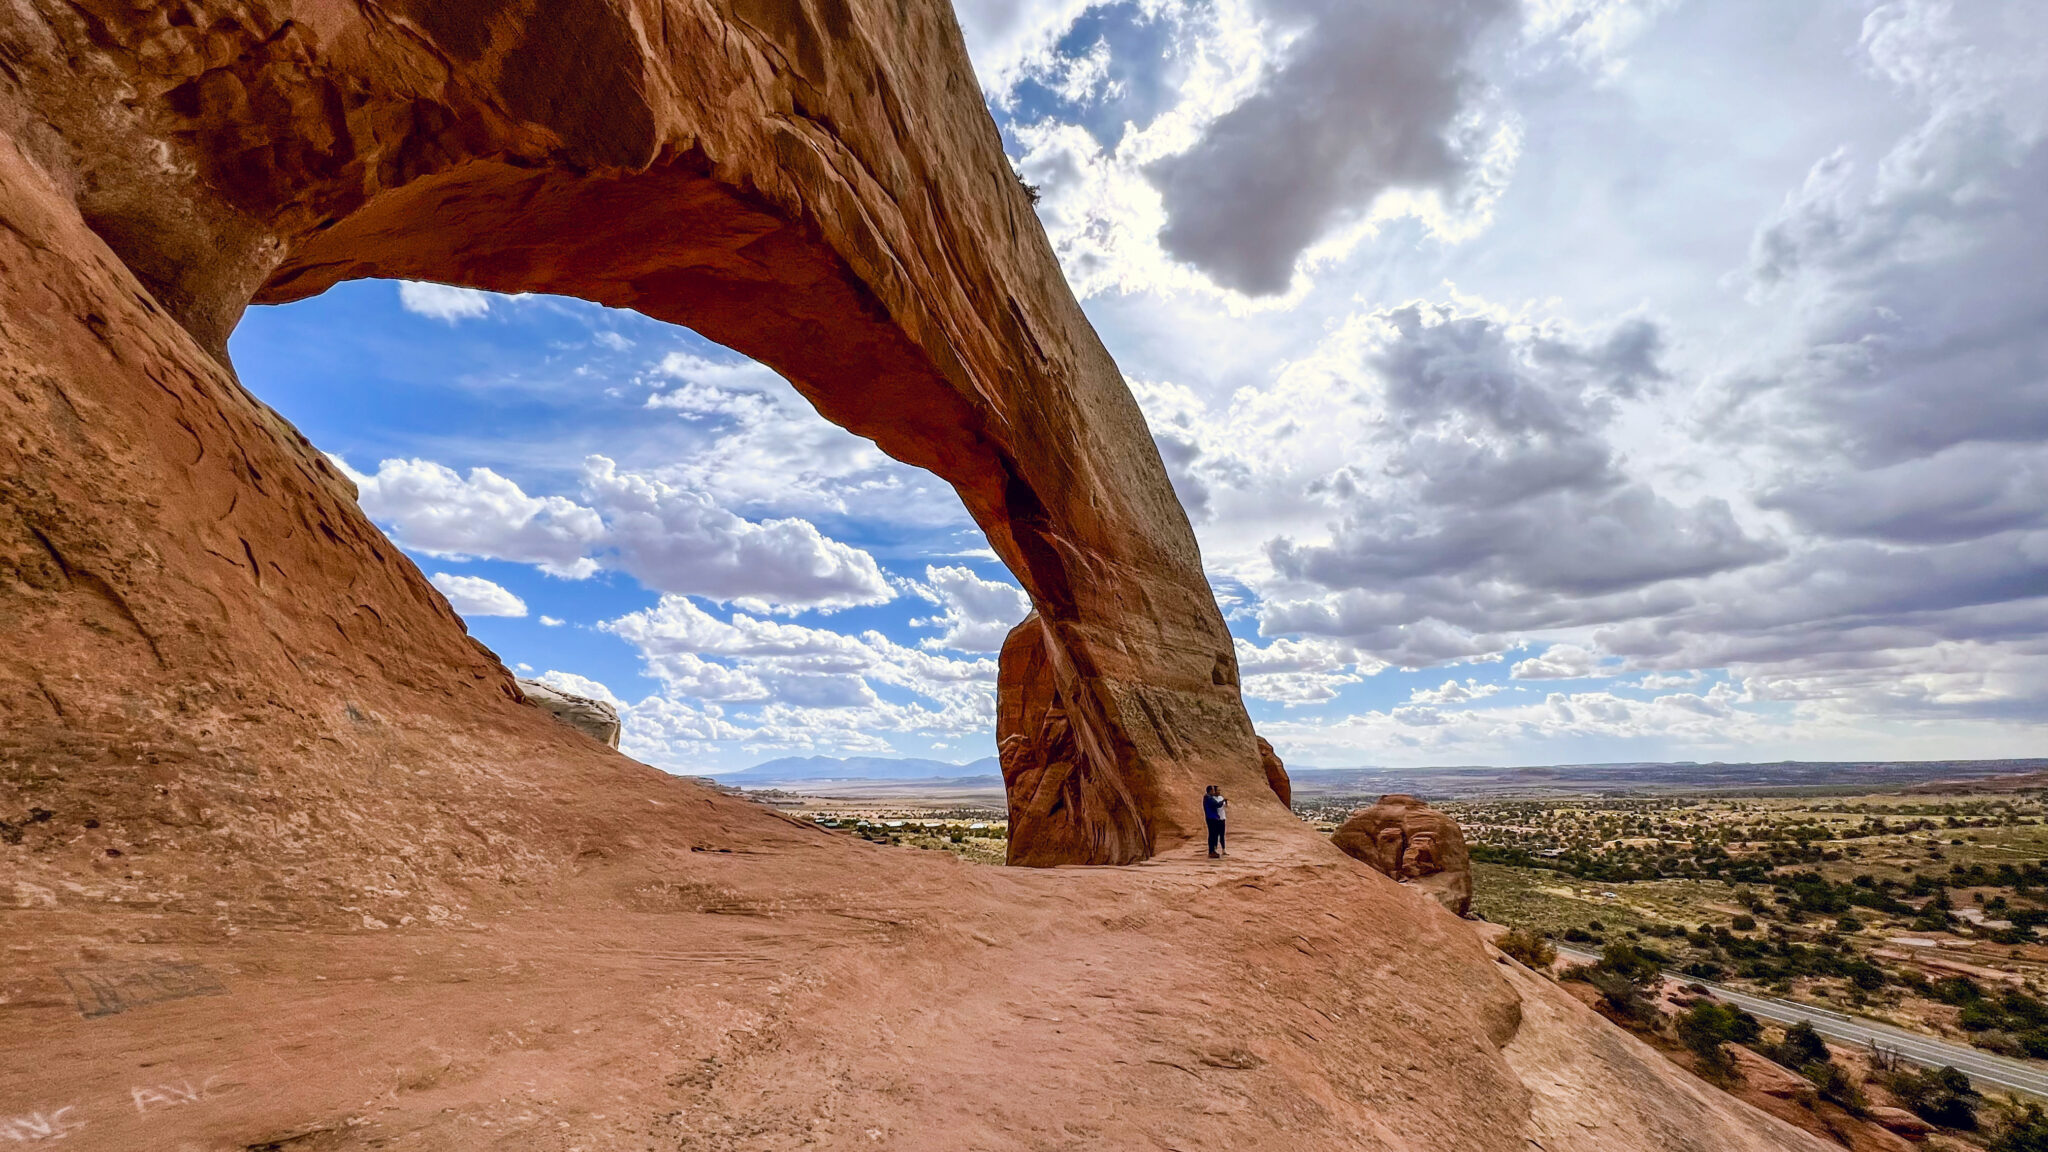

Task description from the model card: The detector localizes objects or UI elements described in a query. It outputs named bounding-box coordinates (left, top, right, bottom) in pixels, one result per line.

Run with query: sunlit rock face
left=1332, top=795, right=1475, bottom=917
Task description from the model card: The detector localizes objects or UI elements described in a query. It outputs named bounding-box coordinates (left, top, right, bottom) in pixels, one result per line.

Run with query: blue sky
left=230, top=0, right=2048, bottom=773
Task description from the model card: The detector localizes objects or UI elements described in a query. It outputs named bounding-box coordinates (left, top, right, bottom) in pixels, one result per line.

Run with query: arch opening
left=0, top=0, right=1283, bottom=865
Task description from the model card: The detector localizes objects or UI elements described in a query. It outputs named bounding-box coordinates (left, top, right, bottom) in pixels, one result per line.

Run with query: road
left=1554, top=945, right=2048, bottom=1099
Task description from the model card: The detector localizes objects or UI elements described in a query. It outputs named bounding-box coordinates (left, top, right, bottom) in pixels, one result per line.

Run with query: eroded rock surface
left=997, top=613, right=1152, bottom=865
left=518, top=678, right=622, bottom=748
left=1332, top=794, right=1475, bottom=917
left=1258, top=736, right=1291, bottom=809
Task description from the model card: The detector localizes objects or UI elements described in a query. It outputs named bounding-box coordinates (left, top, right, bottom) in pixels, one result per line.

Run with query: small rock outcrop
left=1867, top=1107, right=1931, bottom=1139
left=1258, top=737, right=1291, bottom=808
left=1332, top=794, right=1474, bottom=917
left=518, top=679, right=622, bottom=748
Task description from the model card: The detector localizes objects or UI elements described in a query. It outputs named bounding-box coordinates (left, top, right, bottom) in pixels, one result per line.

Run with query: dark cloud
left=1740, top=115, right=2048, bottom=468
left=1265, top=306, right=1777, bottom=644
left=1146, top=0, right=1517, bottom=294
left=1151, top=429, right=1215, bottom=522
left=1760, top=443, right=2048, bottom=544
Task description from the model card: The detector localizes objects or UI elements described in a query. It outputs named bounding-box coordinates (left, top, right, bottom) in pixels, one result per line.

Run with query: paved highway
left=1554, top=945, right=2048, bottom=1099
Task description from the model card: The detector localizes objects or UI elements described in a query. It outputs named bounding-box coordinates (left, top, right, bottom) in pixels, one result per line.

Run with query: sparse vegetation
left=1879, top=1064, right=1980, bottom=1130
left=1496, top=926, right=1556, bottom=969
left=1369, top=790, right=2048, bottom=1063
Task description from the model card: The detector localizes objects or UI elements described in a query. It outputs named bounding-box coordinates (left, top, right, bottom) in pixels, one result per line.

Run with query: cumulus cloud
left=1147, top=0, right=1519, bottom=294
left=429, top=573, right=527, bottom=617
left=1234, top=302, right=1776, bottom=661
left=598, top=595, right=1002, bottom=767
left=912, top=565, right=1032, bottom=652
left=340, top=456, right=604, bottom=578
left=1257, top=680, right=1784, bottom=765
left=397, top=281, right=495, bottom=322
left=642, top=351, right=966, bottom=526
left=1232, top=635, right=1372, bottom=704
left=1409, top=678, right=1505, bottom=705
left=580, top=457, right=893, bottom=613
left=338, top=453, right=892, bottom=613
left=951, top=0, right=1109, bottom=92
left=1511, top=643, right=1602, bottom=680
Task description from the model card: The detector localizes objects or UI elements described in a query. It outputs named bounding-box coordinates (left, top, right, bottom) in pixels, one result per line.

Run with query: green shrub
left=1802, top=1060, right=1866, bottom=1114
left=1993, top=1103, right=2048, bottom=1151
left=1883, top=1065, right=1979, bottom=1130
left=1498, top=928, right=1556, bottom=969
left=1756, top=1020, right=1830, bottom=1070
left=1676, top=1001, right=1764, bottom=1081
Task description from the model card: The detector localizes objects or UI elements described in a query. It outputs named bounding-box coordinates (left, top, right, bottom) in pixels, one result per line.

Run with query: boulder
left=1332, top=794, right=1475, bottom=917
left=518, top=679, right=622, bottom=748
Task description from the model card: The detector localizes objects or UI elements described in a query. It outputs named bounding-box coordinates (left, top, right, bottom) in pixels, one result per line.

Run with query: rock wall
left=0, top=0, right=1277, bottom=862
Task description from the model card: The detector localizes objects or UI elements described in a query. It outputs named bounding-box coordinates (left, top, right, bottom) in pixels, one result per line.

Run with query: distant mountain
left=724, top=755, right=1000, bottom=786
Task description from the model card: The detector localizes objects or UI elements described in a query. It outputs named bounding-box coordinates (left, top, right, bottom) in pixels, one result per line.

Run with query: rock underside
left=0, top=0, right=1830, bottom=1146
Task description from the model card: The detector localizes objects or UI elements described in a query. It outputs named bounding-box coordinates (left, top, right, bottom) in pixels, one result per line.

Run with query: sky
left=228, top=0, right=2048, bottom=774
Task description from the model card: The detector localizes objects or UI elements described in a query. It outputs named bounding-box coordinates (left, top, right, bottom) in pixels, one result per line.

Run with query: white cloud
left=429, top=573, right=527, bottom=618
left=337, top=453, right=894, bottom=613
left=580, top=457, right=893, bottom=613
left=339, top=456, right=604, bottom=578
left=397, top=281, right=494, bottom=322
left=1408, top=678, right=1505, bottom=705
left=640, top=351, right=967, bottom=527
left=912, top=565, right=1031, bottom=652
left=952, top=0, right=1101, bottom=91
left=1510, top=643, right=1603, bottom=680
left=599, top=596, right=1001, bottom=768
left=539, top=615, right=565, bottom=627
left=1232, top=635, right=1373, bottom=704
left=1631, top=670, right=1703, bottom=692
left=1145, top=0, right=1521, bottom=295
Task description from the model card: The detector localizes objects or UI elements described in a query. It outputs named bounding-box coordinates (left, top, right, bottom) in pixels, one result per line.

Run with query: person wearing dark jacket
left=1203, top=785, right=1227, bottom=858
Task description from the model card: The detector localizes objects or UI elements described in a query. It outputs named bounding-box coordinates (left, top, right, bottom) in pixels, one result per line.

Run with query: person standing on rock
left=1204, top=785, right=1228, bottom=858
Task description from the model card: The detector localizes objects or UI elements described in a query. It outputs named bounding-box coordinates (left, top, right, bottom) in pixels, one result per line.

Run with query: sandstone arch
left=0, top=0, right=1274, bottom=863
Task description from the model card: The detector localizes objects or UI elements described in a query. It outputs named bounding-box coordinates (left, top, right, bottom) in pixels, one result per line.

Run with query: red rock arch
left=0, top=0, right=1273, bottom=862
